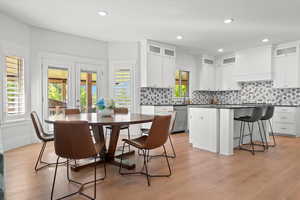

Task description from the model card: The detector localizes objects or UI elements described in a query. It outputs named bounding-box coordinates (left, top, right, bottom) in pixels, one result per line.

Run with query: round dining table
left=45, top=112, right=154, bottom=171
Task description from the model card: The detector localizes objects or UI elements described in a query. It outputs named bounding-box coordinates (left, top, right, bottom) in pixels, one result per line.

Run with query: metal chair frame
left=51, top=155, right=106, bottom=200
left=119, top=142, right=171, bottom=186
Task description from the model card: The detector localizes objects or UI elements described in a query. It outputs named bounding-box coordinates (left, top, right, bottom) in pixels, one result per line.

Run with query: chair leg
left=162, top=145, right=172, bottom=176
left=143, top=150, right=151, bottom=186
left=257, top=121, right=267, bottom=151
left=268, top=120, right=276, bottom=147
left=168, top=135, right=176, bottom=158
left=35, top=142, right=47, bottom=171
left=127, top=128, right=131, bottom=152
left=119, top=143, right=172, bottom=186
left=241, top=122, right=246, bottom=146
left=52, top=155, right=105, bottom=200
left=238, top=121, right=244, bottom=148
left=248, top=122, right=255, bottom=155
left=35, top=142, right=66, bottom=172
left=51, top=157, right=60, bottom=200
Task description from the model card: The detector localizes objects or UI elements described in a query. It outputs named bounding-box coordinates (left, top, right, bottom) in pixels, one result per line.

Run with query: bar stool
left=260, top=105, right=276, bottom=148
left=234, top=107, right=266, bottom=155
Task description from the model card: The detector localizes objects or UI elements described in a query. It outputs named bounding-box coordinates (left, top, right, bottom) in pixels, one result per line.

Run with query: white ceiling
left=1, top=0, right=300, bottom=55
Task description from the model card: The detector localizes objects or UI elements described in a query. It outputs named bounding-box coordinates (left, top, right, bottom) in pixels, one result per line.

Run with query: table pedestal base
left=70, top=150, right=136, bottom=171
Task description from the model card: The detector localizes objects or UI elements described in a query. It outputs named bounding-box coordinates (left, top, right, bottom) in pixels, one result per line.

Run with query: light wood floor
left=4, top=133, right=300, bottom=200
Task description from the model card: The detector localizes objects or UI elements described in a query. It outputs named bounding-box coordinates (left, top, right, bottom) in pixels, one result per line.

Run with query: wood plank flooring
left=4, top=133, right=300, bottom=200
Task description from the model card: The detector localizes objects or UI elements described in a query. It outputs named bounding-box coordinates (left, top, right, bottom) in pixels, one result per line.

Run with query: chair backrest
left=31, top=111, right=48, bottom=141
left=114, top=107, right=129, bottom=114
left=249, top=107, right=264, bottom=122
left=261, top=105, right=275, bottom=120
left=65, top=108, right=80, bottom=115
left=53, top=121, right=98, bottom=159
left=144, top=115, right=171, bottom=149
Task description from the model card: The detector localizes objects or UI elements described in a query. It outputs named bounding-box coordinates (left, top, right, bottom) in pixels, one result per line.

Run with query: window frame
left=1, top=42, right=30, bottom=123
left=174, top=70, right=190, bottom=98
left=109, top=60, right=136, bottom=113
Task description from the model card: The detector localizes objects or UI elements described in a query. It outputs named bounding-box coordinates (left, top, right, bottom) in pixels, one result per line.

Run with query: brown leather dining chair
left=139, top=112, right=177, bottom=159
left=31, top=111, right=65, bottom=171
left=105, top=107, right=131, bottom=150
left=65, top=108, right=80, bottom=115
left=119, top=114, right=173, bottom=186
left=51, top=121, right=106, bottom=200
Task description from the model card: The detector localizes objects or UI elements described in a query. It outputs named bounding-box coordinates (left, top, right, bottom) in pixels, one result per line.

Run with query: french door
left=42, top=59, right=75, bottom=120
left=42, top=59, right=104, bottom=121
left=75, top=63, right=102, bottom=113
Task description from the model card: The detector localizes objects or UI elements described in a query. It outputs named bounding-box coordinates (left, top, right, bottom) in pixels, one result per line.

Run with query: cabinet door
left=199, top=64, right=216, bottom=90
left=208, top=65, right=216, bottom=90
left=189, top=108, right=218, bottom=152
left=162, top=57, right=175, bottom=88
left=273, top=54, right=298, bottom=88
left=199, top=64, right=209, bottom=90
left=147, top=53, right=163, bottom=87
left=273, top=56, right=286, bottom=88
left=284, top=54, right=299, bottom=88
left=215, top=66, right=223, bottom=90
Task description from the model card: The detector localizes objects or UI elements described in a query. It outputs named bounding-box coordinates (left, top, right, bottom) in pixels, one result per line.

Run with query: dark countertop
left=140, top=103, right=300, bottom=107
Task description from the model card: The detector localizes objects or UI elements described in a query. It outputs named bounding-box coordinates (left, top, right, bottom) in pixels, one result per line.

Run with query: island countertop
left=187, top=104, right=264, bottom=109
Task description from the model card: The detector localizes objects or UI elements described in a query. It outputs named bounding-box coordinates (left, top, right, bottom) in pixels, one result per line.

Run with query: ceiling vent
left=276, top=46, right=297, bottom=56
left=223, top=57, right=236, bottom=64
left=203, top=59, right=214, bottom=64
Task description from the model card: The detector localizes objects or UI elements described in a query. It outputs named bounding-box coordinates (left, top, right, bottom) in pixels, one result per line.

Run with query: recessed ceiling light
left=218, top=48, right=224, bottom=52
left=176, top=35, right=183, bottom=40
left=262, top=38, right=269, bottom=43
left=224, top=18, right=234, bottom=24
left=98, top=11, right=108, bottom=16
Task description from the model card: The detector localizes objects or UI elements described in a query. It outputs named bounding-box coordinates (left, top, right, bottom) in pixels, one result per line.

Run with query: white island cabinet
left=189, top=107, right=219, bottom=153
left=188, top=105, right=269, bottom=156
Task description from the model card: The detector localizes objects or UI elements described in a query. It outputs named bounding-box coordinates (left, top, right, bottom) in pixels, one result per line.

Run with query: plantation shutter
left=113, top=68, right=131, bottom=110
left=5, top=56, right=25, bottom=115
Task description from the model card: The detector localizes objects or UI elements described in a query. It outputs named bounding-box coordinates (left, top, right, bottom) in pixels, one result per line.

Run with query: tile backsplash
left=140, top=81, right=300, bottom=106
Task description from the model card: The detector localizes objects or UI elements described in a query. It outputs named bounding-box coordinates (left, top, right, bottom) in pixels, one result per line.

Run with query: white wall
left=0, top=12, right=109, bottom=151
left=108, top=42, right=140, bottom=109
left=0, top=13, right=31, bottom=47
left=0, top=13, right=32, bottom=151
left=30, top=27, right=108, bottom=117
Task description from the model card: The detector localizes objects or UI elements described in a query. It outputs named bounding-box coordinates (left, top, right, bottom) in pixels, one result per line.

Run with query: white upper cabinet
left=147, top=53, right=163, bottom=87
left=140, top=40, right=176, bottom=88
left=273, top=42, right=300, bottom=88
left=215, top=55, right=240, bottom=91
left=235, top=46, right=272, bottom=82
left=162, top=56, right=176, bottom=87
left=198, top=56, right=216, bottom=90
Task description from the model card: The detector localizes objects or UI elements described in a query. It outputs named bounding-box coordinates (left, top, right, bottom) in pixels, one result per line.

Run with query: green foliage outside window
left=174, top=85, right=188, bottom=97
left=48, top=83, right=63, bottom=101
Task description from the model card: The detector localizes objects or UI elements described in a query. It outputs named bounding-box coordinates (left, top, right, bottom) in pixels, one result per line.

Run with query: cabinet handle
left=281, top=117, right=287, bottom=120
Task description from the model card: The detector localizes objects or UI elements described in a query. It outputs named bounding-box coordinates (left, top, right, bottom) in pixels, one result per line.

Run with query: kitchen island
left=188, top=104, right=269, bottom=155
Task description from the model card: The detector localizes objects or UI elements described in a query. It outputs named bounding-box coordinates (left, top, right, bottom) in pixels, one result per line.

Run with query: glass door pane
left=80, top=71, right=97, bottom=113
left=47, top=67, right=69, bottom=116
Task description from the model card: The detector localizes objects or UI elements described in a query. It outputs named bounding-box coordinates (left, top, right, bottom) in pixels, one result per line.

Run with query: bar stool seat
left=234, top=107, right=266, bottom=155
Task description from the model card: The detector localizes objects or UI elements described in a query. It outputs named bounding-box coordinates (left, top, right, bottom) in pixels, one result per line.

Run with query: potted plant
left=96, top=98, right=115, bottom=117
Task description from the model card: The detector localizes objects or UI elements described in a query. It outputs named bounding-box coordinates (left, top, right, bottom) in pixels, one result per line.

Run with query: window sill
left=0, top=118, right=31, bottom=128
